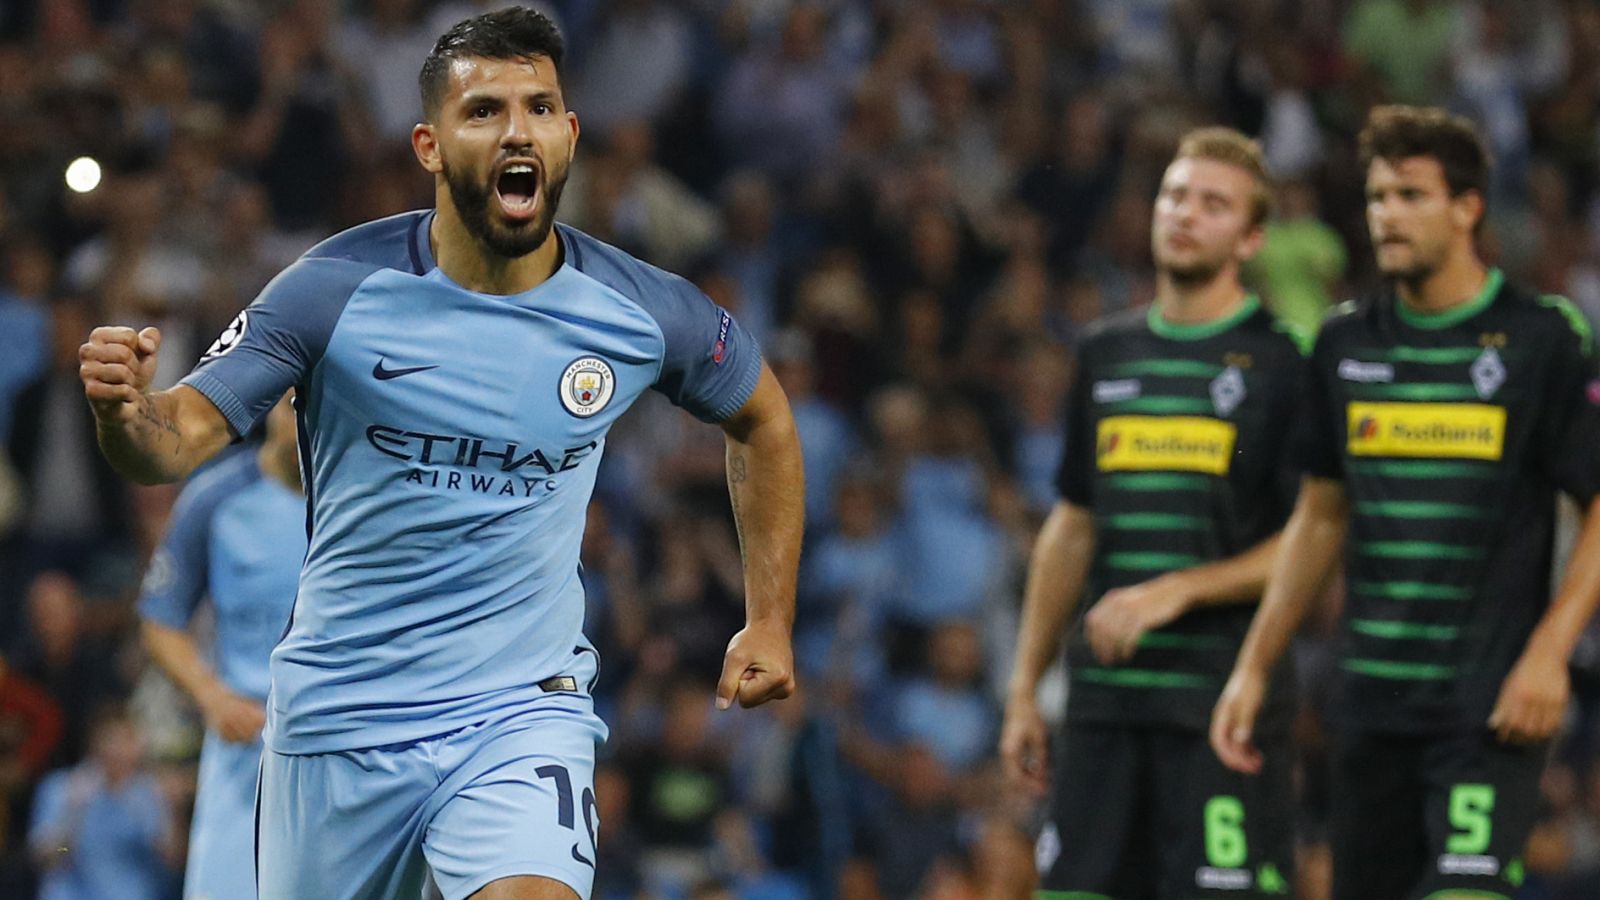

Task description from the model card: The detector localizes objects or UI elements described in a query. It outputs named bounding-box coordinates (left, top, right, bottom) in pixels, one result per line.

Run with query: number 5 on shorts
left=1446, top=783, right=1495, bottom=854
left=1204, top=795, right=1247, bottom=868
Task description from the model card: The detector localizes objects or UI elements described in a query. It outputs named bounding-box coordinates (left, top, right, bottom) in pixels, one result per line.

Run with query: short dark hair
left=419, top=7, right=565, bottom=120
left=1358, top=105, right=1491, bottom=200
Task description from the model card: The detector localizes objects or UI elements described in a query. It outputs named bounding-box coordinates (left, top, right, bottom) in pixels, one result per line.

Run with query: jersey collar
left=1393, top=268, right=1504, bottom=330
left=1147, top=293, right=1260, bottom=341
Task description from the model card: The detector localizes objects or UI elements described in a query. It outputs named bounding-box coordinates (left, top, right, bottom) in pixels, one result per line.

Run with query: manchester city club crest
left=559, top=357, right=616, bottom=418
left=1211, top=365, right=1247, bottom=416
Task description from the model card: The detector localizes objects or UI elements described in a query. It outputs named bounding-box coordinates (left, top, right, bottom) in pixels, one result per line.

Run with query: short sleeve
left=1292, top=330, right=1344, bottom=480
left=137, top=456, right=250, bottom=629
left=650, top=276, right=763, bottom=423
left=1055, top=338, right=1096, bottom=506
left=1536, top=301, right=1600, bottom=503
left=180, top=257, right=371, bottom=437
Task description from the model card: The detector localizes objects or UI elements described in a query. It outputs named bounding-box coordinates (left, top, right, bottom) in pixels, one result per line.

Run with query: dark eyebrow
left=458, top=92, right=505, bottom=108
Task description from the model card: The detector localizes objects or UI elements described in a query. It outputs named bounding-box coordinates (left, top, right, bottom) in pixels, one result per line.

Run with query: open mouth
left=495, top=162, right=541, bottom=222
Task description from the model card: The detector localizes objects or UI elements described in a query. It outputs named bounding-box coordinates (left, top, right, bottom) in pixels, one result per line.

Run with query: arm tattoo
left=138, top=397, right=183, bottom=447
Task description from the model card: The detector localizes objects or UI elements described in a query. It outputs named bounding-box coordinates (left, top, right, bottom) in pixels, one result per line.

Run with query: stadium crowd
left=0, top=0, right=1599, bottom=898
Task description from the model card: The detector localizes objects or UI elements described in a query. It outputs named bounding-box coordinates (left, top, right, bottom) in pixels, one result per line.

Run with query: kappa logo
left=202, top=310, right=249, bottom=360
left=1092, top=378, right=1142, bottom=403
left=559, top=357, right=616, bottom=418
left=1338, top=359, right=1395, bottom=383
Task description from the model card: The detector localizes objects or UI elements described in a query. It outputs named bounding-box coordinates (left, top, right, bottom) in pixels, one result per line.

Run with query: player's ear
left=1236, top=224, right=1266, bottom=264
left=1452, top=190, right=1484, bottom=234
left=565, top=111, right=580, bottom=165
left=413, top=123, right=443, bottom=175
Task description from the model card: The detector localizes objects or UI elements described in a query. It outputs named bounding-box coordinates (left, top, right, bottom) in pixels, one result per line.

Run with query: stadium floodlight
left=65, top=156, right=102, bottom=193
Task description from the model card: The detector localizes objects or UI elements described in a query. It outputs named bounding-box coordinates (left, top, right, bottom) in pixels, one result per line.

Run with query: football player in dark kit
left=1213, top=105, right=1600, bottom=900
left=1002, top=128, right=1304, bottom=898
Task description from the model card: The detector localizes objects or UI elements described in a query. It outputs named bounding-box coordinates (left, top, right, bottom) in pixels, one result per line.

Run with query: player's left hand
left=716, top=620, right=795, bottom=710
left=1488, top=647, right=1569, bottom=745
left=1084, top=574, right=1193, bottom=665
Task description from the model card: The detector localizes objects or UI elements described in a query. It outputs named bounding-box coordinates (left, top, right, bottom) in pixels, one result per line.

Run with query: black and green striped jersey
left=1057, top=296, right=1305, bottom=733
left=1297, top=269, right=1600, bottom=734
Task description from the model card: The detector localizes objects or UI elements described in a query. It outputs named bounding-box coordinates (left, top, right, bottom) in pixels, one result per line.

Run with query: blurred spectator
left=26, top=706, right=179, bottom=900
left=562, top=120, right=722, bottom=272
left=9, top=299, right=132, bottom=575
left=715, top=4, right=853, bottom=185
left=893, top=623, right=996, bottom=774
left=0, top=655, right=62, bottom=896
left=9, top=573, right=124, bottom=768
left=338, top=0, right=437, bottom=143
left=1342, top=0, right=1458, bottom=105
left=768, top=329, right=858, bottom=533
left=1245, top=179, right=1348, bottom=337
left=0, top=237, right=51, bottom=443
left=568, top=0, right=696, bottom=138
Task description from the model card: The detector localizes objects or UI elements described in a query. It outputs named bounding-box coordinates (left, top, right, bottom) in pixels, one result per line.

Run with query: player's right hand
left=1210, top=668, right=1266, bottom=774
left=80, top=326, right=162, bottom=422
left=1000, top=693, right=1050, bottom=797
left=201, top=688, right=267, bottom=744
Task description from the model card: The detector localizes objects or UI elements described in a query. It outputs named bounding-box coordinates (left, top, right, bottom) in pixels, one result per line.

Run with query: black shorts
left=1329, top=729, right=1544, bottom=900
left=1039, top=723, right=1295, bottom=899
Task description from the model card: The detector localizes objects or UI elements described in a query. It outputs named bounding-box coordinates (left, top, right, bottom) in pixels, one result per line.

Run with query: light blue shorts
left=186, top=730, right=264, bottom=900
left=256, top=697, right=606, bottom=900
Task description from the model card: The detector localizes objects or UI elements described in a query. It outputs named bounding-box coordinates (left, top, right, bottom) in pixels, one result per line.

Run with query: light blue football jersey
left=138, top=450, right=305, bottom=701
left=180, top=212, right=762, bottom=754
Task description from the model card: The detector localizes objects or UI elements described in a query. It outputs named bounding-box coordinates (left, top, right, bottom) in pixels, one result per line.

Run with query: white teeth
left=505, top=164, right=534, bottom=175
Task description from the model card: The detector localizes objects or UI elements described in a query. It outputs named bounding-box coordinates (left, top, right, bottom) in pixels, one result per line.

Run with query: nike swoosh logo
left=372, top=359, right=438, bottom=380
left=570, top=843, right=593, bottom=868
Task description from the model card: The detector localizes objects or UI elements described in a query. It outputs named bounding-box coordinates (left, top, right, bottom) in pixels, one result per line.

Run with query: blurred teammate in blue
left=76, top=8, right=804, bottom=900
left=138, top=393, right=304, bottom=899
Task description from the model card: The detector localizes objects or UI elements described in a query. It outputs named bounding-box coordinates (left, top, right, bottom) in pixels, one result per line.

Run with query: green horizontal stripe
left=1104, top=513, right=1211, bottom=531
left=1106, top=360, right=1222, bottom=378
left=1075, top=667, right=1214, bottom=689
left=1104, top=395, right=1216, bottom=414
left=1137, top=631, right=1231, bottom=650
left=1368, top=346, right=1491, bottom=364
left=1357, top=541, right=1484, bottom=560
left=1346, top=460, right=1499, bottom=479
left=1351, top=382, right=1482, bottom=400
left=1342, top=658, right=1457, bottom=680
left=1349, top=618, right=1461, bottom=641
left=1105, top=552, right=1204, bottom=571
left=1104, top=473, right=1211, bottom=492
left=1355, top=501, right=1490, bottom=519
left=1352, top=581, right=1473, bottom=601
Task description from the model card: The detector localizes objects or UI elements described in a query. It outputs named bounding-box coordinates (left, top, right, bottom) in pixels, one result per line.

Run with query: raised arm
left=80, top=327, right=232, bottom=484
left=714, top=363, right=803, bottom=710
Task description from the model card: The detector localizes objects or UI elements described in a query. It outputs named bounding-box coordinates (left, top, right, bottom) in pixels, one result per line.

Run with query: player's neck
left=429, top=206, right=562, bottom=295
left=1154, top=272, right=1249, bottom=326
left=1393, top=248, right=1488, bottom=315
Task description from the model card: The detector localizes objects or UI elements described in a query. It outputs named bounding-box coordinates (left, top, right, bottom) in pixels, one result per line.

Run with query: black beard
left=1162, top=258, right=1225, bottom=288
left=442, top=158, right=567, bottom=258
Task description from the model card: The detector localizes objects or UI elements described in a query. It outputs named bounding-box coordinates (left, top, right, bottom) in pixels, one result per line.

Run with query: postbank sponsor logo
left=1096, top=415, right=1237, bottom=475
left=1346, top=402, right=1505, bottom=460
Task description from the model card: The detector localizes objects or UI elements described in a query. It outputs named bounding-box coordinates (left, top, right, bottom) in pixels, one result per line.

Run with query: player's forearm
left=140, top=620, right=228, bottom=709
left=95, top=390, right=200, bottom=484
left=1524, top=496, right=1600, bottom=663
left=1168, top=533, right=1283, bottom=609
left=1007, top=502, right=1095, bottom=699
left=1234, top=479, right=1347, bottom=678
left=723, top=411, right=803, bottom=630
